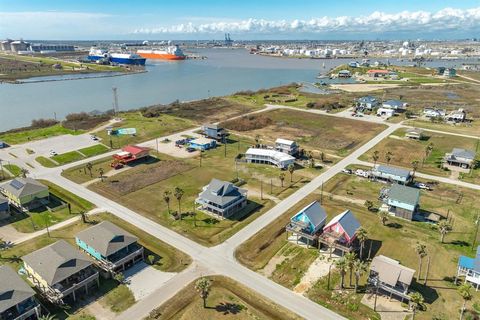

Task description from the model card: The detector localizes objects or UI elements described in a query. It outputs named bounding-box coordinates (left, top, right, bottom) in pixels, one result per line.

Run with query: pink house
left=320, top=210, right=361, bottom=255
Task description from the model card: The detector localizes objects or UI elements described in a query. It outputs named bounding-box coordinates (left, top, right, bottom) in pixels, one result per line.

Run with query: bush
left=147, top=254, right=155, bottom=265
left=62, top=112, right=111, bottom=130
left=31, top=118, right=58, bottom=129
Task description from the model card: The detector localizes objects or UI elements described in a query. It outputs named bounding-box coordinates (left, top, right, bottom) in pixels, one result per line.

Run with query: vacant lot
left=360, top=128, right=479, bottom=181
left=6, top=180, right=95, bottom=233
left=88, top=136, right=318, bottom=246
left=95, top=112, right=195, bottom=148
left=0, top=123, right=81, bottom=145
left=222, top=109, right=386, bottom=157
left=62, top=156, right=116, bottom=184
left=146, top=276, right=302, bottom=320
left=237, top=176, right=480, bottom=320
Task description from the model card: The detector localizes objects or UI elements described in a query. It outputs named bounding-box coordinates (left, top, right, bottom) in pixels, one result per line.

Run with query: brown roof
left=370, top=255, right=415, bottom=287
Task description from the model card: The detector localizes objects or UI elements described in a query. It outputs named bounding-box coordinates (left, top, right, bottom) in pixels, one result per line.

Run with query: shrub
left=147, top=254, right=155, bottom=265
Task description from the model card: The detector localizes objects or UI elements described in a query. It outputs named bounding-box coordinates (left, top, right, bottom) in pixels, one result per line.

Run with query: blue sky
left=1, top=0, right=480, bottom=40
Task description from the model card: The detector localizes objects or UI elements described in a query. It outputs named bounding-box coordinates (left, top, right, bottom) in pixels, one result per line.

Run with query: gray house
left=0, top=265, right=41, bottom=320
left=1, top=178, right=49, bottom=210
left=196, top=178, right=247, bottom=218
left=381, top=184, right=420, bottom=221
left=23, top=240, right=99, bottom=305
left=444, top=148, right=476, bottom=169
left=356, top=96, right=380, bottom=110
left=76, top=221, right=144, bottom=273
left=370, top=165, right=412, bottom=185
left=383, top=99, right=407, bottom=111
left=368, top=255, right=415, bottom=302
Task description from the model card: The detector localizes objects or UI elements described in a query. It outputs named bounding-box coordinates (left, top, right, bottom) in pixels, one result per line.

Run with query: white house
left=275, top=138, right=299, bottom=155
left=423, top=108, right=446, bottom=118
left=446, top=109, right=467, bottom=122
left=382, top=99, right=407, bottom=111
left=377, top=108, right=395, bottom=118
left=245, top=148, right=295, bottom=169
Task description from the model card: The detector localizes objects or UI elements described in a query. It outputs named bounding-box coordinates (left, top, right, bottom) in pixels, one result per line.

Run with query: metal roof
left=358, top=96, right=378, bottom=103
left=22, top=240, right=93, bottom=286
left=198, top=178, right=246, bottom=207
left=451, top=148, right=475, bottom=161
left=246, top=148, right=295, bottom=162
left=1, top=178, right=48, bottom=199
left=388, top=184, right=420, bottom=206
left=292, top=201, right=327, bottom=229
left=76, top=221, right=138, bottom=257
left=374, top=165, right=411, bottom=179
left=324, top=209, right=360, bottom=239
left=0, top=265, right=35, bottom=313
left=383, top=99, right=405, bottom=107
left=275, top=138, right=295, bottom=146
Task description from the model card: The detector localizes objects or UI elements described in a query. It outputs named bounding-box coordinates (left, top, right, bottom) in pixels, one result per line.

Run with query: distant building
left=366, top=69, right=390, bottom=78
left=357, top=96, right=380, bottom=110
left=275, top=138, right=299, bottom=155
left=76, top=221, right=144, bottom=274
left=338, top=70, right=351, bottom=78
left=201, top=124, right=228, bottom=140
left=30, top=43, right=75, bottom=52
left=446, top=108, right=467, bottom=122
left=0, top=265, right=41, bottom=320
left=456, top=246, right=480, bottom=290
left=23, top=240, right=99, bottom=305
left=444, top=148, right=476, bottom=169
left=112, top=145, right=150, bottom=164
left=348, top=61, right=359, bottom=68
left=195, top=178, right=247, bottom=218
left=405, top=128, right=424, bottom=140
left=381, top=184, right=420, bottom=221
left=382, top=99, right=407, bottom=111
left=245, top=148, right=295, bottom=169
left=10, top=40, right=29, bottom=52
left=1, top=178, right=49, bottom=210
left=370, top=165, right=412, bottom=185
left=189, top=137, right=217, bottom=151
left=423, top=107, right=446, bottom=118
left=286, top=201, right=327, bottom=247
left=376, top=108, right=395, bottom=118
left=319, top=209, right=360, bottom=255
left=368, top=255, right=415, bottom=302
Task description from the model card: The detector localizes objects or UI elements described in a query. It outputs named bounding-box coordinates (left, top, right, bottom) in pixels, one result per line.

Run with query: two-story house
left=275, top=138, right=299, bottom=156
left=1, top=178, right=49, bottom=210
left=286, top=201, right=327, bottom=248
left=196, top=178, right=247, bottom=219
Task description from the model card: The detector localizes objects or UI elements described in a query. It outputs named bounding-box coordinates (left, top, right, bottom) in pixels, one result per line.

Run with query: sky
left=1, top=0, right=480, bottom=40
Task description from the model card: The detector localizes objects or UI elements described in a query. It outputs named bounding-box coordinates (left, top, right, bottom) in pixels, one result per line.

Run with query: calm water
left=0, top=48, right=472, bottom=131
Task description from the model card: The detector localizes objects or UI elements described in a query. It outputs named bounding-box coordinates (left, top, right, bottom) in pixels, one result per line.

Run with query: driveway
left=123, top=262, right=177, bottom=300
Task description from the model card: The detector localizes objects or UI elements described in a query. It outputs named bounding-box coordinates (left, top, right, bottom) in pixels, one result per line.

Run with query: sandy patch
left=329, top=84, right=402, bottom=92
left=293, top=255, right=333, bottom=294
left=362, top=294, right=410, bottom=320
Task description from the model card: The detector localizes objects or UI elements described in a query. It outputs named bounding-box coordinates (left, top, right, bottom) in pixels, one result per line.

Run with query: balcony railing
left=13, top=305, right=40, bottom=320
left=99, top=247, right=144, bottom=271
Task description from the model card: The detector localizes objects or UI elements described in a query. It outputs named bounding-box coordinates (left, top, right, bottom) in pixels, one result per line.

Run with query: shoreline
left=1, top=69, right=148, bottom=84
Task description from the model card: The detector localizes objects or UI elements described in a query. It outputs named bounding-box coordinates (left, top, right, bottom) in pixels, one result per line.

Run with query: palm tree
left=364, top=200, right=374, bottom=212
left=385, top=151, right=393, bottom=164
left=438, top=220, right=452, bottom=243
left=86, top=162, right=93, bottom=177
left=458, top=283, right=473, bottom=320
left=174, top=187, right=184, bottom=217
left=372, top=150, right=379, bottom=167
left=425, top=143, right=434, bottom=159
left=409, top=292, right=425, bottom=320
left=254, top=134, right=261, bottom=145
left=163, top=190, right=172, bottom=215
left=344, top=252, right=356, bottom=287
left=356, top=227, right=368, bottom=259
left=415, top=243, right=427, bottom=281
left=39, top=314, right=58, bottom=320
left=279, top=172, right=285, bottom=187
left=353, top=259, right=367, bottom=293
left=195, top=277, right=212, bottom=308
left=288, top=164, right=295, bottom=182
left=98, top=168, right=105, bottom=182
left=20, top=168, right=29, bottom=178
left=378, top=211, right=389, bottom=226
left=334, top=257, right=348, bottom=289
left=411, top=160, right=419, bottom=179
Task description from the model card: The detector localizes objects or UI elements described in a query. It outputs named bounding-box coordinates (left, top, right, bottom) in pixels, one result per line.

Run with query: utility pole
left=472, top=212, right=480, bottom=250
left=0, top=159, right=4, bottom=180
left=320, top=181, right=324, bottom=205
left=270, top=179, right=273, bottom=194
left=260, top=180, right=263, bottom=200
left=112, top=87, right=119, bottom=116
left=223, top=136, right=227, bottom=158
left=156, top=138, right=159, bottom=155
left=199, top=151, right=202, bottom=167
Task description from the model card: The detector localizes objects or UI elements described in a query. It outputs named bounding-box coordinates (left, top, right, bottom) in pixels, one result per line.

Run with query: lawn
left=359, top=128, right=479, bottom=181
left=35, top=156, right=58, bottom=168
left=62, top=156, right=118, bottom=184
left=4, top=164, right=22, bottom=176
left=36, top=144, right=111, bottom=168
left=221, top=108, right=386, bottom=158
left=78, top=144, right=110, bottom=157
left=52, top=151, right=86, bottom=165
left=94, top=111, right=195, bottom=148
left=146, top=276, right=302, bottom=320
left=87, top=136, right=317, bottom=246
left=0, top=124, right=81, bottom=145
left=6, top=180, right=95, bottom=233
left=237, top=175, right=480, bottom=320
left=0, top=212, right=190, bottom=318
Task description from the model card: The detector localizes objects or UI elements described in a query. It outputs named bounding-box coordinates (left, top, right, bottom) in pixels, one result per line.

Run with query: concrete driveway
left=123, top=262, right=176, bottom=300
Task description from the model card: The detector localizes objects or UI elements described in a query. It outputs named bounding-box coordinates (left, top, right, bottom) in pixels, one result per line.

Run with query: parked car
left=49, top=150, right=57, bottom=156
left=186, top=147, right=196, bottom=153
left=355, top=169, right=369, bottom=178
left=90, top=135, right=99, bottom=141
left=415, top=182, right=432, bottom=190
left=341, top=168, right=352, bottom=174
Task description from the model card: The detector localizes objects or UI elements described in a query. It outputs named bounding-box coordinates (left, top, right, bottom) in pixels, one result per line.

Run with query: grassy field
left=221, top=108, right=386, bottom=158
left=36, top=144, right=111, bottom=168
left=3, top=164, right=21, bottom=176
left=404, top=119, right=480, bottom=137
left=94, top=112, right=195, bottom=148
left=359, top=128, right=479, bottom=181
left=0, top=124, right=81, bottom=145
left=84, top=136, right=318, bottom=246
left=6, top=180, right=95, bottom=233
left=146, top=276, right=302, bottom=320
left=237, top=175, right=480, bottom=320
left=0, top=211, right=191, bottom=318
left=35, top=156, right=58, bottom=168
left=78, top=144, right=110, bottom=157
left=62, top=156, right=116, bottom=184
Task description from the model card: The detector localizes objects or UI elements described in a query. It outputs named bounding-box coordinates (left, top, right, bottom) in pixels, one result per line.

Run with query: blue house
left=189, top=137, right=217, bottom=151
left=456, top=246, right=480, bottom=290
left=381, top=184, right=420, bottom=221
left=371, top=165, right=412, bottom=185
left=0, top=141, right=6, bottom=149
left=357, top=96, right=380, bottom=110
left=286, top=201, right=327, bottom=247
left=76, top=221, right=144, bottom=273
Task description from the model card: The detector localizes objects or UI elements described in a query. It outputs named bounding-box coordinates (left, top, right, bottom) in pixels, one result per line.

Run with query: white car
left=49, top=150, right=58, bottom=156
left=355, top=169, right=369, bottom=178
left=90, top=135, right=99, bottom=141
left=341, top=168, right=352, bottom=174
left=415, top=182, right=431, bottom=190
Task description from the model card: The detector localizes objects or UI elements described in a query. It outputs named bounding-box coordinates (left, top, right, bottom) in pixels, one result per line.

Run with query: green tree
left=415, top=243, right=427, bottom=281
left=372, top=150, right=379, bottom=167
left=147, top=254, right=155, bottom=265
left=20, top=168, right=29, bottom=178
left=409, top=292, right=425, bottom=320
left=288, top=164, right=295, bottom=182
left=163, top=190, right=172, bottom=215
left=195, top=277, right=212, bottom=308
left=458, top=283, right=473, bottom=320
left=356, top=227, right=368, bottom=259
left=425, top=143, right=434, bottom=159
left=174, top=187, right=184, bottom=218
left=353, top=259, right=368, bottom=293
left=254, top=134, right=261, bottom=145
left=344, top=252, right=356, bottom=287
left=378, top=211, right=389, bottom=226
left=113, top=272, right=125, bottom=283
left=334, top=257, right=348, bottom=289
left=438, top=220, right=452, bottom=243
left=279, top=172, right=285, bottom=187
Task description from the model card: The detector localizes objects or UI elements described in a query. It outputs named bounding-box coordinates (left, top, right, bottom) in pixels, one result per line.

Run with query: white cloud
left=132, top=7, right=480, bottom=35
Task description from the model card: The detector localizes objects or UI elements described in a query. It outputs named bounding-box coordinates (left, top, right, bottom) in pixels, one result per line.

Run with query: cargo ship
left=137, top=45, right=186, bottom=60
left=87, top=47, right=146, bottom=65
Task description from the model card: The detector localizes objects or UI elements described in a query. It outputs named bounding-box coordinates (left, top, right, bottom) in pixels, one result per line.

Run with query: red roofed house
left=367, top=69, right=390, bottom=78
left=113, top=145, right=150, bottom=164
left=319, top=209, right=361, bottom=256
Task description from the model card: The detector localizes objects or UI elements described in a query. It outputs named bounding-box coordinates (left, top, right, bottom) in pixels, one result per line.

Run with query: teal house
left=381, top=184, right=420, bottom=221
left=286, top=201, right=327, bottom=247
left=75, top=221, right=144, bottom=273
left=189, top=137, right=217, bottom=151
